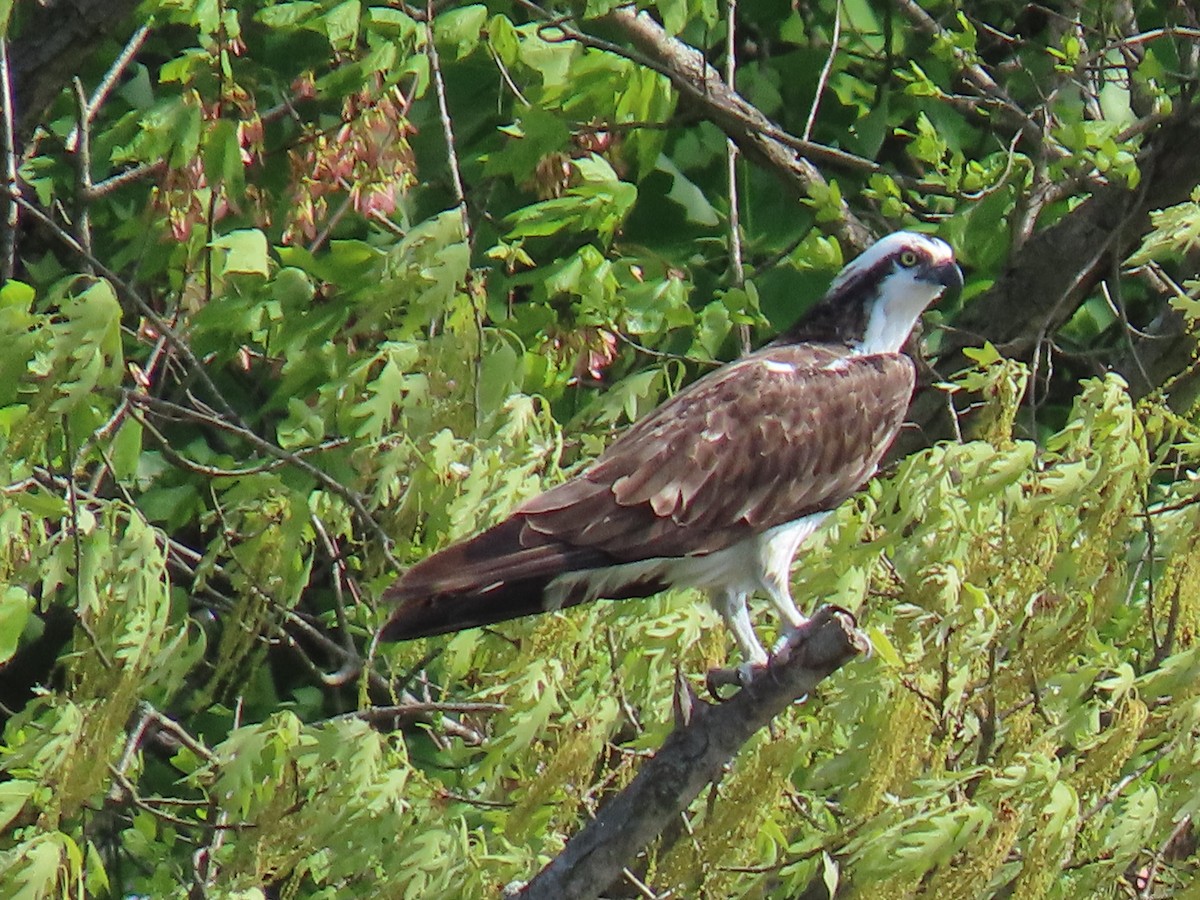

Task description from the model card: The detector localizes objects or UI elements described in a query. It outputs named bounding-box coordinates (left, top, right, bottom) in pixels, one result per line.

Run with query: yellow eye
left=899, top=250, right=919, bottom=267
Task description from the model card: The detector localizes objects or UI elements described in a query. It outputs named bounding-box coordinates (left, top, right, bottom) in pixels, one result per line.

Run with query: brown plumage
left=379, top=231, right=962, bottom=660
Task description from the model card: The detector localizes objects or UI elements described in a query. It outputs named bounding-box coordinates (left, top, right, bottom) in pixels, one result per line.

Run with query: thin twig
left=133, top=405, right=350, bottom=478
left=332, top=701, right=507, bottom=723
left=10, top=193, right=245, bottom=427
left=1139, top=814, right=1194, bottom=900
left=108, top=705, right=154, bottom=806
left=1099, top=276, right=1152, bottom=391
left=1074, top=25, right=1200, bottom=68
left=130, top=391, right=398, bottom=568
left=311, top=513, right=363, bottom=684
left=109, top=766, right=226, bottom=832
left=893, top=0, right=1067, bottom=160
left=621, top=868, right=658, bottom=900
left=427, top=2, right=471, bottom=246
left=307, top=191, right=354, bottom=254
left=613, top=329, right=721, bottom=367
left=489, top=43, right=531, bottom=107
left=604, top=626, right=643, bottom=735
left=0, top=37, right=17, bottom=282
left=89, top=160, right=166, bottom=197
left=802, top=0, right=841, bottom=142
left=724, top=0, right=749, bottom=355
left=65, top=21, right=153, bottom=153
left=961, top=129, right=1024, bottom=202
left=425, top=0, right=481, bottom=428
left=142, top=702, right=216, bottom=762
left=62, top=421, right=114, bottom=670
left=1079, top=729, right=1188, bottom=823
left=195, top=693, right=240, bottom=893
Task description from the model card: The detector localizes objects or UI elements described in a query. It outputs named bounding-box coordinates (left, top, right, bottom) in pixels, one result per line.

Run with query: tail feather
left=379, top=516, right=609, bottom=641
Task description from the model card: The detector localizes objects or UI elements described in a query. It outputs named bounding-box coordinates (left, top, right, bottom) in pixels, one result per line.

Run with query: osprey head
left=782, top=231, right=963, bottom=354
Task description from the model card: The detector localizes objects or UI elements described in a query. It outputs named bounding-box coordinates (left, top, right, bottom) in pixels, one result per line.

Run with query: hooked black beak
left=926, top=258, right=964, bottom=302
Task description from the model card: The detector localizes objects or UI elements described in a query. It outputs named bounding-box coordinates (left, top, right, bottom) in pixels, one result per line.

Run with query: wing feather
left=518, top=344, right=914, bottom=561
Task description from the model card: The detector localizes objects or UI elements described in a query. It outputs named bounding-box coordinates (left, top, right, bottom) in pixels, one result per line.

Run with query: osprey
left=380, top=232, right=962, bottom=671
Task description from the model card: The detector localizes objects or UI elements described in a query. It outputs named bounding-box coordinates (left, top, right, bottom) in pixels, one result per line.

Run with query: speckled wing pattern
left=380, top=343, right=914, bottom=640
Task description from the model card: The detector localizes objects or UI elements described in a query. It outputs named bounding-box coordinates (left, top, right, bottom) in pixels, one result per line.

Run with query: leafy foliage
left=2, top=0, right=1199, bottom=897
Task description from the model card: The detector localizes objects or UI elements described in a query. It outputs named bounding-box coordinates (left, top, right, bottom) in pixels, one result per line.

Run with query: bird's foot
left=770, top=617, right=810, bottom=662
left=772, top=605, right=871, bottom=663
left=705, top=659, right=766, bottom=700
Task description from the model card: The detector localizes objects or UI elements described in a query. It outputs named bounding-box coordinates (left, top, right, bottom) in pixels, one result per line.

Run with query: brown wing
left=516, top=344, right=915, bottom=560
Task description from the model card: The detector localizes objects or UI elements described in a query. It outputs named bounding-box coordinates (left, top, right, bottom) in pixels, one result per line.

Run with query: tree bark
left=8, top=0, right=142, bottom=140
left=897, top=106, right=1200, bottom=454
left=517, top=606, right=868, bottom=900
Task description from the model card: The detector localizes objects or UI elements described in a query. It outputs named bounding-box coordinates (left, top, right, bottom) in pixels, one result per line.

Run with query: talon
left=770, top=625, right=801, bottom=658
left=738, top=661, right=763, bottom=686
left=856, top=628, right=875, bottom=659
left=705, top=661, right=766, bottom=700
left=771, top=616, right=813, bottom=660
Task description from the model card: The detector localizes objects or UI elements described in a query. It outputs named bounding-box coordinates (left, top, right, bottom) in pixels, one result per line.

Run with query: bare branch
left=516, top=1, right=874, bottom=251
left=803, top=0, right=842, bottom=143
left=90, top=159, right=166, bottom=197
left=723, top=0, right=748, bottom=354
left=426, top=3, right=471, bottom=246
left=0, top=37, right=18, bottom=282
left=65, top=21, right=153, bottom=153
left=71, top=79, right=95, bottom=266
left=893, top=0, right=1068, bottom=160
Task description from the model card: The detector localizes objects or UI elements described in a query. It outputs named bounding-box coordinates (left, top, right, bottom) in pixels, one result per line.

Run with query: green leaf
left=277, top=396, right=326, bottom=449
left=865, top=626, right=903, bottom=668
left=435, top=4, right=487, bottom=58
left=255, top=2, right=322, bottom=28
left=202, top=118, right=244, bottom=195
left=324, top=0, right=361, bottom=48
left=0, top=586, right=33, bottom=666
left=212, top=229, right=270, bottom=277
left=0, top=279, right=34, bottom=309
left=0, top=780, right=35, bottom=833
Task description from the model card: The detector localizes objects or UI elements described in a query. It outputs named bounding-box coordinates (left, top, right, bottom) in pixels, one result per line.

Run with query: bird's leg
left=712, top=589, right=768, bottom=685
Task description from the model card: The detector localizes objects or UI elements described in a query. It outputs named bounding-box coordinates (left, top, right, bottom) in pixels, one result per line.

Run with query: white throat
left=852, top=266, right=944, bottom=356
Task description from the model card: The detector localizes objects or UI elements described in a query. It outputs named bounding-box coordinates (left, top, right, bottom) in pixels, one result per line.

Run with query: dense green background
left=1, top=0, right=1199, bottom=896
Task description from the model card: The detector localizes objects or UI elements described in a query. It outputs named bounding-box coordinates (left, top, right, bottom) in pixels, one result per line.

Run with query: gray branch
left=896, top=106, right=1200, bottom=455
left=517, top=606, right=868, bottom=900
left=598, top=6, right=874, bottom=253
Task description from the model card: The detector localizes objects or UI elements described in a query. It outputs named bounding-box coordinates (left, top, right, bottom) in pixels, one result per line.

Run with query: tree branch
left=517, top=606, right=868, bottom=900
left=898, top=105, right=1200, bottom=454
left=894, top=0, right=1067, bottom=160
left=0, top=37, right=16, bottom=282
left=530, top=4, right=874, bottom=252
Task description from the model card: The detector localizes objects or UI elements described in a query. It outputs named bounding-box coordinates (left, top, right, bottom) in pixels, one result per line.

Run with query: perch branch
left=518, top=606, right=868, bottom=900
